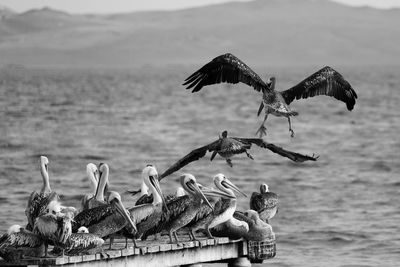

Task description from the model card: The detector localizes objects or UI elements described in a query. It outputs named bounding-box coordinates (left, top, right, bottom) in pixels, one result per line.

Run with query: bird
left=80, top=163, right=100, bottom=211
left=185, top=174, right=246, bottom=242
left=120, top=165, right=169, bottom=248
left=190, top=174, right=246, bottom=241
left=63, top=226, right=104, bottom=255
left=33, top=199, right=74, bottom=257
left=183, top=53, right=357, bottom=137
left=158, top=130, right=318, bottom=179
left=250, top=183, right=278, bottom=223
left=0, top=225, right=44, bottom=262
left=211, top=210, right=275, bottom=241
left=25, top=156, right=59, bottom=231
left=140, top=173, right=233, bottom=243
left=72, top=164, right=137, bottom=248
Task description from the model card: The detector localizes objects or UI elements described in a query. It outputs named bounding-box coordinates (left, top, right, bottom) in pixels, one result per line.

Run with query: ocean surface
left=0, top=65, right=399, bottom=266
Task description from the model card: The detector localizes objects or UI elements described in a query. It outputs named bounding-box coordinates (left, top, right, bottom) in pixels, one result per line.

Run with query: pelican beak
left=150, top=174, right=169, bottom=213
left=187, top=180, right=213, bottom=210
left=113, top=198, right=137, bottom=234
left=200, top=185, right=235, bottom=199
left=222, top=179, right=247, bottom=197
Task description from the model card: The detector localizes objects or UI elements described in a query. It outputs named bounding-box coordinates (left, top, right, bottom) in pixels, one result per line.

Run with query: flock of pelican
left=1, top=53, right=357, bottom=262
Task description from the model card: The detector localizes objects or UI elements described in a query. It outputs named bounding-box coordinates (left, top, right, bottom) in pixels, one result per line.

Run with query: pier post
left=228, top=257, right=251, bottom=267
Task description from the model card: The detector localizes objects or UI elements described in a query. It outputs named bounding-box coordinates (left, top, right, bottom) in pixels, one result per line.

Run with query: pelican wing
left=183, top=53, right=269, bottom=93
left=65, top=233, right=104, bottom=255
left=159, top=140, right=220, bottom=180
left=72, top=204, right=113, bottom=232
left=281, top=66, right=358, bottom=110
left=233, top=137, right=319, bottom=162
left=0, top=232, right=43, bottom=250
left=141, top=196, right=192, bottom=240
left=250, top=192, right=278, bottom=212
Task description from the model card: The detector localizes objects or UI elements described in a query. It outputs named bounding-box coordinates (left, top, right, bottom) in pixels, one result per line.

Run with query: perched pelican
left=81, top=163, right=100, bottom=211
left=159, top=130, right=317, bottom=179
left=184, top=53, right=357, bottom=137
left=72, top=164, right=136, bottom=247
left=64, top=227, right=104, bottom=255
left=33, top=200, right=74, bottom=256
left=25, top=156, right=59, bottom=231
left=212, top=210, right=275, bottom=241
left=121, top=165, right=168, bottom=247
left=188, top=174, right=246, bottom=241
left=250, top=183, right=278, bottom=223
left=0, top=225, right=44, bottom=262
left=141, top=174, right=233, bottom=243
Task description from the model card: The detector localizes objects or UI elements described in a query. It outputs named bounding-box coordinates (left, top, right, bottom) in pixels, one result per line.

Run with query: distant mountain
left=0, top=0, right=399, bottom=68
left=0, top=5, right=15, bottom=19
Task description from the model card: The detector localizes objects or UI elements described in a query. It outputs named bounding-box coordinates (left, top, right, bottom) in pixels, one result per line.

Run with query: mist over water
left=1, top=65, right=399, bottom=266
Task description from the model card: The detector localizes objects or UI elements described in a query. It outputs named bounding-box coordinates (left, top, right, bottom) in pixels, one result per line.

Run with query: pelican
left=72, top=164, right=136, bottom=246
left=188, top=174, right=246, bottom=241
left=159, top=130, right=317, bottom=179
left=0, top=225, right=44, bottom=261
left=33, top=200, right=74, bottom=257
left=212, top=210, right=275, bottom=241
left=121, top=165, right=168, bottom=247
left=25, top=156, right=59, bottom=231
left=141, top=173, right=233, bottom=243
left=64, top=227, right=104, bottom=255
left=250, top=183, right=278, bottom=223
left=184, top=53, right=357, bottom=137
left=81, top=163, right=100, bottom=211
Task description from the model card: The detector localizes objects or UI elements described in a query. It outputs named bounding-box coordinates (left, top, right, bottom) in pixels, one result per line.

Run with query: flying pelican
left=25, top=156, right=59, bottom=231
left=250, top=183, right=278, bottom=223
left=33, top=199, right=74, bottom=257
left=0, top=225, right=44, bottom=261
left=183, top=53, right=358, bottom=137
left=141, top=174, right=233, bottom=243
left=212, top=210, right=275, bottom=241
left=81, top=163, right=100, bottom=211
left=158, top=130, right=317, bottom=179
left=72, top=164, right=136, bottom=248
left=188, top=174, right=246, bottom=242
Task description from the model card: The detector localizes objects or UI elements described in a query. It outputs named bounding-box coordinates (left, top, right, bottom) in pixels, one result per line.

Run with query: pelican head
left=77, top=226, right=89, bottom=233
left=260, top=183, right=269, bottom=194
left=107, top=191, right=137, bottom=234
left=214, top=173, right=247, bottom=198
left=221, top=130, right=228, bottom=139
left=7, top=225, right=23, bottom=235
left=142, top=165, right=168, bottom=211
left=267, top=77, right=276, bottom=90
left=40, top=156, right=49, bottom=172
left=180, top=174, right=213, bottom=209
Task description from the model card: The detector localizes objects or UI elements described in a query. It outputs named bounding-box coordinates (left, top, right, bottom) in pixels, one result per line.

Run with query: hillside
left=0, top=0, right=399, bottom=68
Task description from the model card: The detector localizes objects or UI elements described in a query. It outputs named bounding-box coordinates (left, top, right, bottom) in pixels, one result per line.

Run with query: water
left=1, top=65, right=399, bottom=266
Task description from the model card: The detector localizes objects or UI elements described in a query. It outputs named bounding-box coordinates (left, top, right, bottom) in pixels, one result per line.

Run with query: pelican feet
left=256, top=124, right=267, bottom=138
left=226, top=159, right=233, bottom=168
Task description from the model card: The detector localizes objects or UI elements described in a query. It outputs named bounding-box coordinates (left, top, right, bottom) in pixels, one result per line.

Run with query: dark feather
left=159, top=140, right=220, bottom=180
left=183, top=53, right=269, bottom=93
left=281, top=66, right=358, bottom=110
left=232, top=137, right=318, bottom=162
left=250, top=192, right=278, bottom=213
left=72, top=204, right=114, bottom=232
left=141, top=196, right=192, bottom=240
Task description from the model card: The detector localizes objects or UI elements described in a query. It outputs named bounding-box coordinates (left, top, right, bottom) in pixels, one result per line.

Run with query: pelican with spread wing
left=159, top=130, right=317, bottom=180
left=184, top=53, right=357, bottom=137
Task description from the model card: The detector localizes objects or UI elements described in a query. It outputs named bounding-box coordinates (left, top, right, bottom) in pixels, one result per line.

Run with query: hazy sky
left=0, top=0, right=399, bottom=14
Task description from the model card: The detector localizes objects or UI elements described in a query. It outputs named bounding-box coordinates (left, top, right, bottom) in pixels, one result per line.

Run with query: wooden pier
left=0, top=236, right=276, bottom=267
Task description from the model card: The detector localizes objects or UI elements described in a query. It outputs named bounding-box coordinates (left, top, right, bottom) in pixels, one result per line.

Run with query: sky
left=0, top=0, right=399, bottom=14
